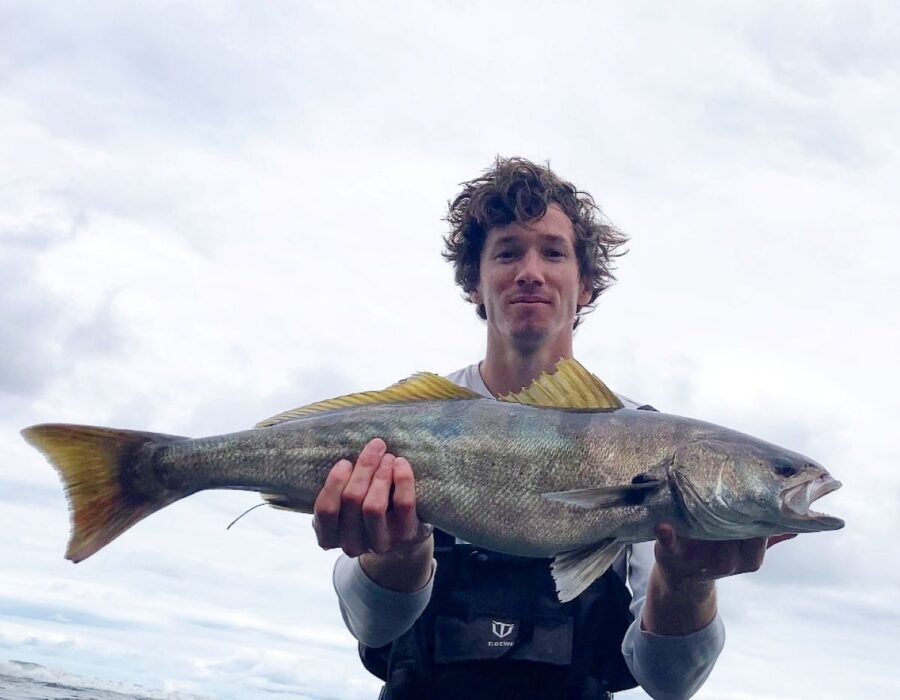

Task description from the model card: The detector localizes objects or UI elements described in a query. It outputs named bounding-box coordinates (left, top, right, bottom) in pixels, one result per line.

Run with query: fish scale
left=20, top=358, right=843, bottom=602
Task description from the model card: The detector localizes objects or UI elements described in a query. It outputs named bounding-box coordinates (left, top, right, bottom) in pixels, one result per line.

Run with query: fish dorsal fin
left=255, top=372, right=482, bottom=428
left=499, top=358, right=623, bottom=410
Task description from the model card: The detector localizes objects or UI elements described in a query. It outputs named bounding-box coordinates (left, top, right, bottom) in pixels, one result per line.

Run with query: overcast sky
left=2, top=1, right=898, bottom=698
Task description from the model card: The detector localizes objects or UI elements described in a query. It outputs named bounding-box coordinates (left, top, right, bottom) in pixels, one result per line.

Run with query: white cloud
left=2, top=1, right=897, bottom=698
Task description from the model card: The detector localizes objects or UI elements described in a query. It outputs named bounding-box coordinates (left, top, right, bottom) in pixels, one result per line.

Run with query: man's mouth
left=510, top=296, right=550, bottom=304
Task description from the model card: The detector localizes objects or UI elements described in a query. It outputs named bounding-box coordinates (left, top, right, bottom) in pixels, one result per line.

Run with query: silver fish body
left=133, top=399, right=842, bottom=556
left=21, top=362, right=843, bottom=601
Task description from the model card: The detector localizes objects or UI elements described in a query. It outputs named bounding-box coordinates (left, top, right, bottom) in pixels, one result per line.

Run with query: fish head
left=672, top=438, right=844, bottom=538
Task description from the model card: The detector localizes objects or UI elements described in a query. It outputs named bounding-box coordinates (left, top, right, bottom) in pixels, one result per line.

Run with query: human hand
left=313, top=437, right=433, bottom=559
left=642, top=524, right=797, bottom=635
left=653, top=523, right=797, bottom=588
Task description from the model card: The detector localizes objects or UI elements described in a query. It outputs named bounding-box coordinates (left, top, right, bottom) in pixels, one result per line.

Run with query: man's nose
left=515, top=249, right=545, bottom=285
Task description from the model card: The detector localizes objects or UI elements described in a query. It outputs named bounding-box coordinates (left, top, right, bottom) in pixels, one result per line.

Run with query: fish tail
left=21, top=423, right=187, bottom=562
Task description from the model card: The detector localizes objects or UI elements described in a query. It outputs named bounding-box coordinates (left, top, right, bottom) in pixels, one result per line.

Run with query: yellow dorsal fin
left=499, top=358, right=623, bottom=410
left=255, top=372, right=482, bottom=428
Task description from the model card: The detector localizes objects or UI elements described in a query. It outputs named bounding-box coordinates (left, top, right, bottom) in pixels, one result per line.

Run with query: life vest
left=359, top=529, right=638, bottom=699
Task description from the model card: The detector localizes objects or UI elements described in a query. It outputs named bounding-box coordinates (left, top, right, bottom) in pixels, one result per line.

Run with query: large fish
left=21, top=359, right=843, bottom=602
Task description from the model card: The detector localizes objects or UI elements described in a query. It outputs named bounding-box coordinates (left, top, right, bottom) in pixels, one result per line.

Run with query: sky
left=1, top=1, right=898, bottom=698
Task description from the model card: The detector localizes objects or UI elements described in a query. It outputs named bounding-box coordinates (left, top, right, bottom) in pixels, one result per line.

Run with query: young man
left=314, top=158, right=789, bottom=699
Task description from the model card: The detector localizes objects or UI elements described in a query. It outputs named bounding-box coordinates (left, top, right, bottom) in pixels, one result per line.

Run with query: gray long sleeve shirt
left=334, top=363, right=726, bottom=699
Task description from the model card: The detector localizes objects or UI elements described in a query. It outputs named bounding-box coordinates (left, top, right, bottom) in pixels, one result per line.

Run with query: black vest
left=360, top=530, right=638, bottom=699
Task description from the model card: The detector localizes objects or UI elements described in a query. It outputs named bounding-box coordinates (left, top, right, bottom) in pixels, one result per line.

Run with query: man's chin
left=510, top=326, right=549, bottom=353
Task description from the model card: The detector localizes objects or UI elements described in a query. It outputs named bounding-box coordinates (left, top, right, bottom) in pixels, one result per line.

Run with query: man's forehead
left=487, top=230, right=574, bottom=246
left=485, top=203, right=574, bottom=244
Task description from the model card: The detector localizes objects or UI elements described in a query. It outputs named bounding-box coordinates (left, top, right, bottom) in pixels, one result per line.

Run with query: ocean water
left=0, top=660, right=204, bottom=700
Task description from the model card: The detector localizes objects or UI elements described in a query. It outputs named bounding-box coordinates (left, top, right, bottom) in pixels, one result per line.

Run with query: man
left=314, top=158, right=790, bottom=699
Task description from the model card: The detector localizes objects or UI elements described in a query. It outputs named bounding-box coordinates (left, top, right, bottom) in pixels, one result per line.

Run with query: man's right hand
left=313, top=438, right=434, bottom=591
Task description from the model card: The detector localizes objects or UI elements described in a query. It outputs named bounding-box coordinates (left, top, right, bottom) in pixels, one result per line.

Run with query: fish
left=21, top=359, right=843, bottom=602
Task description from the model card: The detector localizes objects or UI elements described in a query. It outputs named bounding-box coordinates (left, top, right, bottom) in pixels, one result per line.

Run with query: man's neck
left=479, top=333, right=575, bottom=397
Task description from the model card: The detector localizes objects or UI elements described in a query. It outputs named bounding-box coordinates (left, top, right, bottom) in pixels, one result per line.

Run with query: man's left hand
left=641, top=524, right=796, bottom=636
left=653, top=523, right=796, bottom=587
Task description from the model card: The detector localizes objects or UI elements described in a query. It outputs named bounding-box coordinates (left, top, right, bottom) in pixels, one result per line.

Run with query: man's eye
left=496, top=250, right=517, bottom=260
left=545, top=249, right=565, bottom=258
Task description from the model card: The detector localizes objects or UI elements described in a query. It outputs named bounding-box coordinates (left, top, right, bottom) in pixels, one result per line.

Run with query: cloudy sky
left=2, top=1, right=898, bottom=698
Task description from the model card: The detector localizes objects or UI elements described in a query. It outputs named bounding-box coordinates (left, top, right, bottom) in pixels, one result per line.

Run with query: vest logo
left=491, top=620, right=515, bottom=639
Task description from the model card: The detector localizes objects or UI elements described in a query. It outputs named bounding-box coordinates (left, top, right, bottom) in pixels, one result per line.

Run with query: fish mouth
left=780, top=474, right=844, bottom=531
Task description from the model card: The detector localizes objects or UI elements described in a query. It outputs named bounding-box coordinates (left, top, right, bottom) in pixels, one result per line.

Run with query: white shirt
left=333, top=363, right=725, bottom=699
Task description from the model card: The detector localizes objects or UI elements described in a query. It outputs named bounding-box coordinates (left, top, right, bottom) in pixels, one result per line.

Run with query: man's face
left=472, top=204, right=591, bottom=351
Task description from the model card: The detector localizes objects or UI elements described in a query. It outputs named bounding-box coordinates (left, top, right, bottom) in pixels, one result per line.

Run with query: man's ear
left=578, top=281, right=591, bottom=307
left=471, top=287, right=483, bottom=305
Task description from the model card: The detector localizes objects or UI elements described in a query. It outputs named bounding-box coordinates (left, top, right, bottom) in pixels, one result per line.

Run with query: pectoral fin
left=552, top=539, right=627, bottom=602
left=542, top=479, right=662, bottom=508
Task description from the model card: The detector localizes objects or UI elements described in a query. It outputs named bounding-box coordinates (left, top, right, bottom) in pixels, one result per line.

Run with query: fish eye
left=772, top=458, right=799, bottom=478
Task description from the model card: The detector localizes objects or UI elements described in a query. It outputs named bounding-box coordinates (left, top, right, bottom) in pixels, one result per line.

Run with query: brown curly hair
left=443, top=156, right=629, bottom=329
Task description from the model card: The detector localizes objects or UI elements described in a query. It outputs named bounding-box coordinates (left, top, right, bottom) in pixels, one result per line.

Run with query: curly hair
left=443, top=156, right=629, bottom=329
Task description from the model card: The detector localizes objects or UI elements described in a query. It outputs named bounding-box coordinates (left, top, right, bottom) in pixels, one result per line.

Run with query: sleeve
left=621, top=541, right=726, bottom=700
left=332, top=553, right=437, bottom=648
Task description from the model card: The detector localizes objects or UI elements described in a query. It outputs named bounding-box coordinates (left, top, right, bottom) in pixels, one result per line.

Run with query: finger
left=342, top=439, right=388, bottom=506
left=766, top=533, right=798, bottom=549
left=653, top=526, right=722, bottom=585
left=339, top=439, right=389, bottom=551
left=654, top=522, right=677, bottom=550
left=312, top=459, right=353, bottom=549
left=391, top=457, right=421, bottom=541
left=362, top=454, right=395, bottom=553
left=737, top=537, right=767, bottom=573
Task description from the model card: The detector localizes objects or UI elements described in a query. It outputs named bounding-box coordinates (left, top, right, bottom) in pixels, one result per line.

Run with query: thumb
left=654, top=523, right=677, bottom=550
left=766, top=533, right=798, bottom=549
